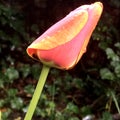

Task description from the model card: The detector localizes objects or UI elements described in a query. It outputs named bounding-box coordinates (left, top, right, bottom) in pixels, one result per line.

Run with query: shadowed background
left=0, top=0, right=120, bottom=119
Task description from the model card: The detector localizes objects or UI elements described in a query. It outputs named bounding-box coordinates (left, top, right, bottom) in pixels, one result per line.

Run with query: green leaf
left=1, top=108, right=11, bottom=120
left=101, top=111, right=112, bottom=120
left=20, top=64, right=30, bottom=78
left=7, top=89, right=18, bottom=98
left=115, top=65, right=120, bottom=78
left=114, top=42, right=120, bottom=49
left=48, top=101, right=55, bottom=109
left=0, top=99, right=5, bottom=107
left=0, top=72, right=7, bottom=88
left=5, top=67, right=19, bottom=82
left=55, top=111, right=64, bottom=120
left=24, top=85, right=35, bottom=95
left=80, top=106, right=92, bottom=116
left=65, top=102, right=79, bottom=114
left=73, top=78, right=84, bottom=88
left=99, top=41, right=109, bottom=50
left=100, top=68, right=115, bottom=80
left=10, top=97, right=23, bottom=110
left=35, top=106, right=46, bottom=117
left=105, top=48, right=119, bottom=61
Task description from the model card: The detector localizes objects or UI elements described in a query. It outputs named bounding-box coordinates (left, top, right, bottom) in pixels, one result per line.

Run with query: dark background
left=0, top=0, right=120, bottom=119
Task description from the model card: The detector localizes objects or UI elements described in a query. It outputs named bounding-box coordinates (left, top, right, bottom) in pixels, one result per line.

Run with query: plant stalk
left=111, top=91, right=120, bottom=114
left=24, top=65, right=50, bottom=120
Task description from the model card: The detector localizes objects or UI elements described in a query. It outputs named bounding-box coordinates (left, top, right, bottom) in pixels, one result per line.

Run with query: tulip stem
left=24, top=65, right=50, bottom=120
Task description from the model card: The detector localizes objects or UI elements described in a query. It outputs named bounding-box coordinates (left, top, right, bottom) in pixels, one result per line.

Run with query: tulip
left=27, top=2, right=103, bottom=70
left=25, top=2, right=103, bottom=120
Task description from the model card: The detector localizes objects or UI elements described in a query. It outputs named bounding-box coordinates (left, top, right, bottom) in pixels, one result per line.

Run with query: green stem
left=0, top=110, right=1, bottom=120
left=24, top=65, right=50, bottom=120
left=111, top=91, right=120, bottom=114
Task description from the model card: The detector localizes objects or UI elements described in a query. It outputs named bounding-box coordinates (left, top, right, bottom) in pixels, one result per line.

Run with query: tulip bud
left=27, top=2, right=103, bottom=70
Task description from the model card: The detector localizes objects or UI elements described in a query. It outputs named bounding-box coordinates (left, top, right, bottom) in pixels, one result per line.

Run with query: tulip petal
left=75, top=2, right=103, bottom=64
left=27, top=10, right=88, bottom=50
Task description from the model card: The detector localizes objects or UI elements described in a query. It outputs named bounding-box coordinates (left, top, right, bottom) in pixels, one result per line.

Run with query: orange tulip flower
left=27, top=2, right=103, bottom=70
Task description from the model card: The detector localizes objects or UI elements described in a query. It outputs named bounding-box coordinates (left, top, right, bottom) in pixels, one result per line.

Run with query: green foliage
left=0, top=88, right=24, bottom=119
left=100, top=68, right=115, bottom=80
left=65, top=102, right=79, bottom=114
left=0, top=111, right=1, bottom=120
left=0, top=3, right=30, bottom=119
left=24, top=85, right=35, bottom=95
left=19, top=64, right=31, bottom=78
left=5, top=67, right=19, bottom=82
left=0, top=0, right=120, bottom=119
left=93, top=2, right=120, bottom=115
left=1, top=109, right=11, bottom=120
left=101, top=111, right=113, bottom=120
left=80, top=106, right=92, bottom=117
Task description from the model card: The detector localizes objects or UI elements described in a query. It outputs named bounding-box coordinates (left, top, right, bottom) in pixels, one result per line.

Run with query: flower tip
left=95, top=2, right=103, bottom=8
left=94, top=1, right=103, bottom=10
left=90, top=1, right=103, bottom=18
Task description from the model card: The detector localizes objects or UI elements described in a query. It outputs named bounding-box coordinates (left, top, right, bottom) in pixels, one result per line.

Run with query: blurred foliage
left=0, top=0, right=120, bottom=120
